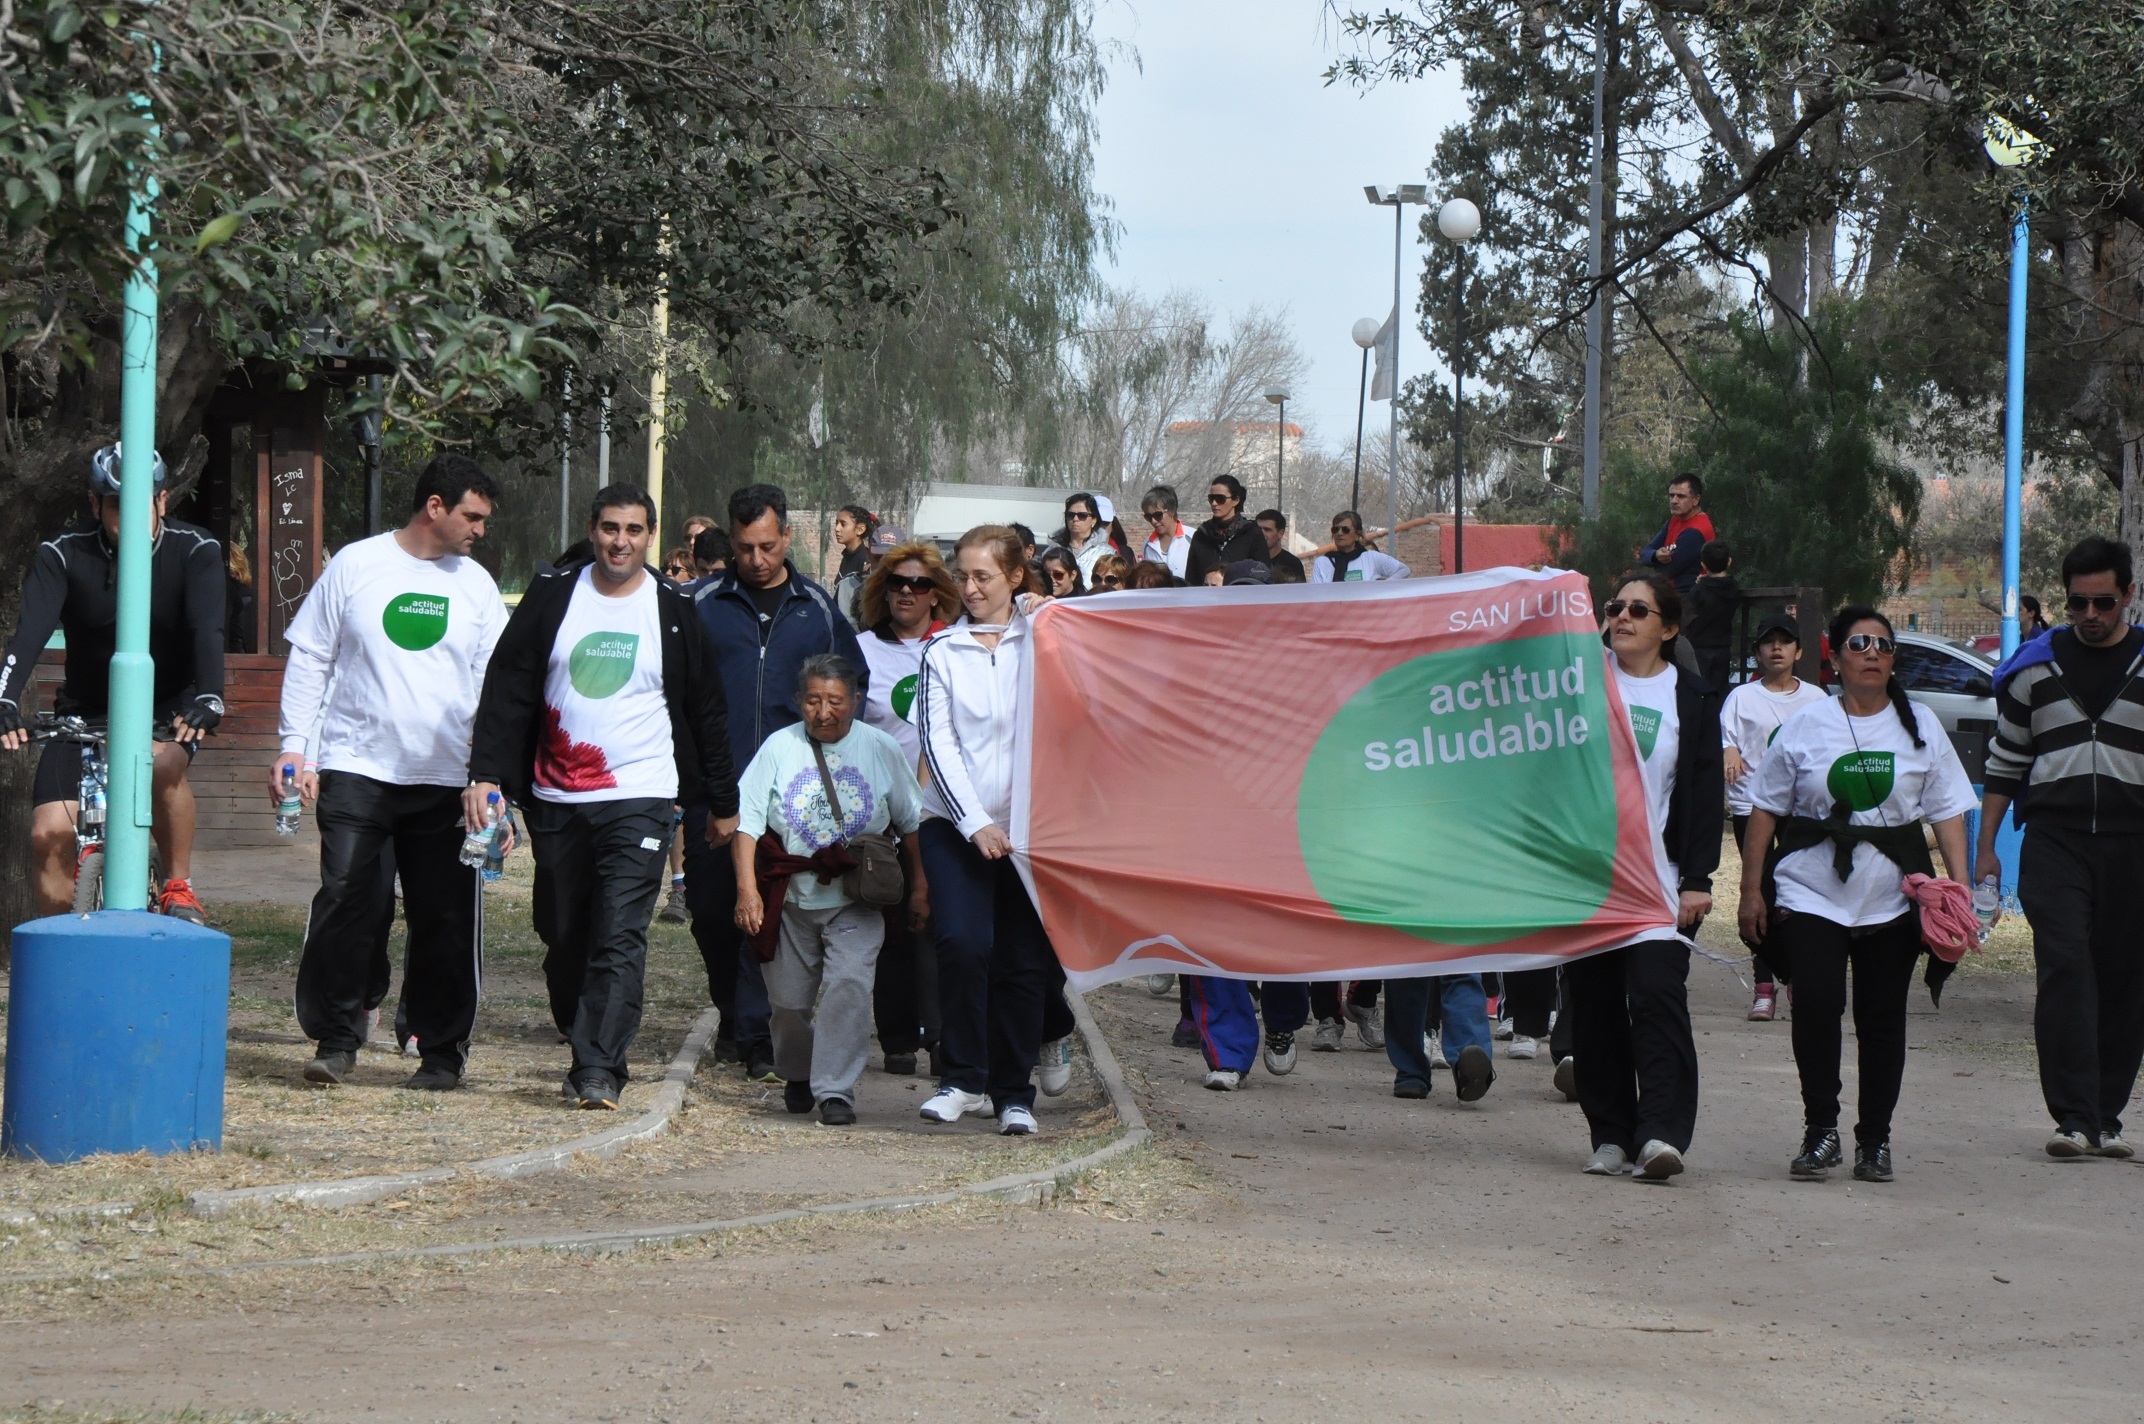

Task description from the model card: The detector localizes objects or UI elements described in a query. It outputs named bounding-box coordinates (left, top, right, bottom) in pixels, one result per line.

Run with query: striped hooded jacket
left=1983, top=628, right=2144, bottom=832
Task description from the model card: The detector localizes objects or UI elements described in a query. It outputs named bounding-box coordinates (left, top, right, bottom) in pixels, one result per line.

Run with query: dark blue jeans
left=680, top=803, right=770, bottom=1056
left=1383, top=975, right=1492, bottom=1091
left=919, top=819, right=1056, bottom=1111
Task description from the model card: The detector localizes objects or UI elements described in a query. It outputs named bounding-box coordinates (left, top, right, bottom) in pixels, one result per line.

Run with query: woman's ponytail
left=1886, top=673, right=1925, bottom=749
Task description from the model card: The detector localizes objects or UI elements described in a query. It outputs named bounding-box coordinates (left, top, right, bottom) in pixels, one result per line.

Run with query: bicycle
left=29, top=713, right=176, bottom=914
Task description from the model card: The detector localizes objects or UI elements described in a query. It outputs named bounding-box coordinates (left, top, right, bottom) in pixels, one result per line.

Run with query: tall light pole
left=1438, top=198, right=1483, bottom=575
left=1350, top=317, right=1380, bottom=515
left=1986, top=117, right=2042, bottom=659
left=1263, top=383, right=1290, bottom=522
left=1367, top=184, right=1430, bottom=545
left=1582, top=0, right=1612, bottom=518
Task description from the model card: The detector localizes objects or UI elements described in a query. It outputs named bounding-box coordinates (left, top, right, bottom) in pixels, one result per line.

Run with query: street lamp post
left=1366, top=183, right=1429, bottom=546
left=1437, top=198, right=1483, bottom=575
left=1263, top=384, right=1290, bottom=522
left=1350, top=317, right=1380, bottom=515
left=1985, top=117, right=2041, bottom=660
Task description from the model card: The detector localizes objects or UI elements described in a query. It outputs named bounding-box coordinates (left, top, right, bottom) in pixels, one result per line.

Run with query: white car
left=1889, top=632, right=1998, bottom=781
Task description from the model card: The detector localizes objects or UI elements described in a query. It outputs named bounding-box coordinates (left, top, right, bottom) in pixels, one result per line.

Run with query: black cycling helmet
left=89, top=441, right=169, bottom=498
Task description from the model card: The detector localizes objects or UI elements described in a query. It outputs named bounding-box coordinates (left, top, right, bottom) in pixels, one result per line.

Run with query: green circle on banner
left=569, top=631, right=641, bottom=699
left=892, top=673, right=919, bottom=721
left=1297, top=631, right=1620, bottom=945
left=1827, top=749, right=1895, bottom=812
left=381, top=592, right=450, bottom=651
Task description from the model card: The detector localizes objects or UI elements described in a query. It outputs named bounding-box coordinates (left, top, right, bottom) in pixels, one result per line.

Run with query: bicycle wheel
left=71, top=849, right=104, bottom=915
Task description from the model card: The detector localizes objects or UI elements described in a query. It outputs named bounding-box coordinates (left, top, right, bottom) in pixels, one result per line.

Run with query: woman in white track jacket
left=912, top=525, right=1059, bottom=1137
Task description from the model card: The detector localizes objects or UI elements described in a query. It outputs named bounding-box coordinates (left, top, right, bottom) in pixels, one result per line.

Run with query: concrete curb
left=32, top=984, right=1152, bottom=1281
left=187, top=1008, right=723, bottom=1218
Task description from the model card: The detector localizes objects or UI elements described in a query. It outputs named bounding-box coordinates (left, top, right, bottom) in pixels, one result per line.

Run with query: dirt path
left=4, top=925, right=2141, bottom=1422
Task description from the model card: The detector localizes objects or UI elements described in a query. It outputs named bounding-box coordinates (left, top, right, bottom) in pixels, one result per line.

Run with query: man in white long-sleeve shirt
left=273, top=455, right=508, bottom=1091
left=1311, top=511, right=1411, bottom=583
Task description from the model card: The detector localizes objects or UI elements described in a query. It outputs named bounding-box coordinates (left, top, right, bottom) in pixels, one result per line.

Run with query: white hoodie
left=915, top=612, right=1030, bottom=838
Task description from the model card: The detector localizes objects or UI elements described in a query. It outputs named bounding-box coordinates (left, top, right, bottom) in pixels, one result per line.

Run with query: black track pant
left=2019, top=826, right=2144, bottom=1140
left=294, top=773, right=480, bottom=1071
left=1732, top=814, right=1776, bottom=986
left=1771, top=909, right=1919, bottom=1146
left=873, top=858, right=940, bottom=1055
left=1504, top=968, right=1557, bottom=1038
left=525, top=795, right=671, bottom=1085
left=1567, top=937, right=1698, bottom=1154
left=1310, top=980, right=1381, bottom=1020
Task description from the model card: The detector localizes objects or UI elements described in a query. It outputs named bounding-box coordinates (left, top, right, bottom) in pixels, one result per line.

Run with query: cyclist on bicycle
left=0, top=443, right=226, bottom=921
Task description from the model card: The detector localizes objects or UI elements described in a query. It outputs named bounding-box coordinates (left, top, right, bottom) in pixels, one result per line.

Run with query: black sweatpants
left=294, top=773, right=480, bottom=1071
left=1310, top=980, right=1381, bottom=1020
left=873, top=857, right=940, bottom=1056
left=525, top=795, right=672, bottom=1085
left=2019, top=825, right=2144, bottom=1140
left=1567, top=937, right=1698, bottom=1154
left=918, top=818, right=1057, bottom=1111
left=1503, top=968, right=1557, bottom=1038
left=1770, top=909, right=1920, bottom=1146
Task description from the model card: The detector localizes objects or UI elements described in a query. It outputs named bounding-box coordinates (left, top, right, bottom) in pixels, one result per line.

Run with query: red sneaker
left=1748, top=985, right=1776, bottom=1022
left=159, top=878, right=208, bottom=924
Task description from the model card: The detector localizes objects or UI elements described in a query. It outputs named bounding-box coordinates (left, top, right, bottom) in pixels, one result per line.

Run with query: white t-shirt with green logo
left=1721, top=678, right=1832, bottom=815
left=1614, top=662, right=1683, bottom=913
left=1749, top=697, right=1975, bottom=926
left=279, top=531, right=507, bottom=787
left=533, top=568, right=676, bottom=803
left=857, top=629, right=927, bottom=769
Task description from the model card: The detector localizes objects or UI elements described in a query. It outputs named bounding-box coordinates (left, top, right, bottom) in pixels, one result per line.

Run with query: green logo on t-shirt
left=1827, top=750, right=1896, bottom=812
left=568, top=631, right=640, bottom=699
left=892, top=673, right=919, bottom=721
left=1343, top=569, right=1365, bottom=582
left=382, top=593, right=449, bottom=651
left=1627, top=705, right=1661, bottom=760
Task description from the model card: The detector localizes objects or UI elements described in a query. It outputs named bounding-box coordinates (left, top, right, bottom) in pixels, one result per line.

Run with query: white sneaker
left=1553, top=1055, right=1578, bottom=1102
left=1426, top=1031, right=1449, bottom=1070
left=1493, top=1016, right=1514, bottom=1041
left=1036, top=1038, right=1073, bottom=1097
left=2047, top=1129, right=2094, bottom=1158
left=1636, top=1139, right=1685, bottom=1181
left=1311, top=1018, right=1345, bottom=1052
left=1262, top=1032, right=1297, bottom=1075
left=1145, top=973, right=1176, bottom=996
left=1346, top=1000, right=1385, bottom=1049
left=1203, top=1068, right=1243, bottom=1091
left=1583, top=1144, right=1631, bottom=1175
left=2098, top=1133, right=2136, bottom=1160
left=919, top=1087, right=991, bottom=1123
left=1507, top=1033, right=1538, bottom=1060
left=997, top=1105, right=1039, bottom=1136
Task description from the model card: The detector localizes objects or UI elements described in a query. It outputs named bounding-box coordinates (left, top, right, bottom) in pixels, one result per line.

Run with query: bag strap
left=809, top=735, right=847, bottom=844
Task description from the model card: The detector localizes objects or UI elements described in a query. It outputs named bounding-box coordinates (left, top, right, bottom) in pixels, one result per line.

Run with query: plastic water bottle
left=274, top=764, right=302, bottom=837
left=459, top=791, right=501, bottom=868
left=1973, top=874, right=2000, bottom=943
left=482, top=806, right=514, bottom=882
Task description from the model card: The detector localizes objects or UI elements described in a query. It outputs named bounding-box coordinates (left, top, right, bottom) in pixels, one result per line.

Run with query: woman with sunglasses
left=1570, top=569, right=1722, bottom=1181
left=1057, top=493, right=1126, bottom=587
left=1088, top=554, right=1130, bottom=592
left=1186, top=475, right=1268, bottom=586
left=854, top=544, right=962, bottom=1076
left=662, top=546, right=694, bottom=584
left=912, top=526, right=1060, bottom=1135
left=1740, top=606, right=1974, bottom=1183
left=1038, top=546, right=1085, bottom=598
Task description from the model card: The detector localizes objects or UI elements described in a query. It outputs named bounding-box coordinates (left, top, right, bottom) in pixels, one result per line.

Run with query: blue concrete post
left=2000, top=195, right=2028, bottom=661
left=2, top=912, right=229, bottom=1161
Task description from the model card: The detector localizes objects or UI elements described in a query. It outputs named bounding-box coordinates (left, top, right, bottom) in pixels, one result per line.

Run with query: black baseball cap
left=1753, top=612, right=1802, bottom=645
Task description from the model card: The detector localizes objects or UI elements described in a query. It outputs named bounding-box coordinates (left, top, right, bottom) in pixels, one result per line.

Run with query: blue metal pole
left=2000, top=193, right=2028, bottom=661
left=105, top=128, right=160, bottom=909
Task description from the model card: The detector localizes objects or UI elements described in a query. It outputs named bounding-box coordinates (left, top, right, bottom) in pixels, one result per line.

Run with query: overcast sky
left=1089, top=0, right=1470, bottom=457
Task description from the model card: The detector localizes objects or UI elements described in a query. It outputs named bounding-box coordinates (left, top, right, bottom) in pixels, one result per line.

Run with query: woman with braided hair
left=1739, top=605, right=1976, bottom=1184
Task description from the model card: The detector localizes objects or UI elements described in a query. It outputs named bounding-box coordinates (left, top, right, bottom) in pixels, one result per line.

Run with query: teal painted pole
left=105, top=133, right=160, bottom=909
left=1999, top=194, right=2028, bottom=661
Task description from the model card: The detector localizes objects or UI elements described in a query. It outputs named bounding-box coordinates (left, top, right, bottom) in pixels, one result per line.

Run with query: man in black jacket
left=1682, top=541, right=1741, bottom=693
left=1186, top=475, right=1270, bottom=586
left=468, top=484, right=739, bottom=1110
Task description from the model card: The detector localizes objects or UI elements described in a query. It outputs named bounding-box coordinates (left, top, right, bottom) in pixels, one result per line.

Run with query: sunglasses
left=1144, top=509, right=1170, bottom=523
left=885, top=573, right=935, bottom=594
left=1206, top=493, right=1232, bottom=505
left=1067, top=510, right=1096, bottom=522
left=1842, top=633, right=1896, bottom=655
left=1602, top=599, right=1659, bottom=621
left=2067, top=594, right=2123, bottom=614
left=1097, top=575, right=1123, bottom=589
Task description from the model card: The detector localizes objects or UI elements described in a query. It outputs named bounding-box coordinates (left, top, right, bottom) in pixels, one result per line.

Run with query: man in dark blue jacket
left=686, top=483, right=867, bottom=1079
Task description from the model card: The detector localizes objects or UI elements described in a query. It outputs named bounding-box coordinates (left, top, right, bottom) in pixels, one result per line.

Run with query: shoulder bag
left=810, top=736, right=905, bottom=906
